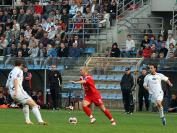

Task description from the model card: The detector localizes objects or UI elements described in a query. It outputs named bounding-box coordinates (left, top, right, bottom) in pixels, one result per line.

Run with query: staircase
left=116, top=0, right=164, bottom=50
left=171, top=4, right=177, bottom=38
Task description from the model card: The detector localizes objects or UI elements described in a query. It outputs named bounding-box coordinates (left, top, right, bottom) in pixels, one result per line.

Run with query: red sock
left=83, top=106, right=92, bottom=117
left=104, top=109, right=113, bottom=120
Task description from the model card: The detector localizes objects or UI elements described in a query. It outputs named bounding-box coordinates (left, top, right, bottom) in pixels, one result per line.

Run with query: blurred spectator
left=35, top=25, right=44, bottom=39
left=22, top=44, right=30, bottom=57
left=76, top=2, right=84, bottom=14
left=37, top=90, right=44, bottom=108
left=166, top=43, right=175, bottom=59
left=24, top=25, right=32, bottom=40
left=174, top=44, right=177, bottom=57
left=166, top=33, right=176, bottom=49
left=143, top=24, right=152, bottom=37
left=61, top=8, right=69, bottom=30
left=159, top=42, right=168, bottom=58
left=28, top=42, right=39, bottom=58
left=23, top=66, right=32, bottom=96
left=0, top=87, right=7, bottom=105
left=0, top=35, right=8, bottom=56
left=142, top=44, right=152, bottom=58
left=108, top=0, right=117, bottom=26
left=69, top=42, right=80, bottom=57
left=99, top=10, right=110, bottom=28
left=48, top=25, right=57, bottom=40
left=125, top=34, right=135, bottom=57
left=110, top=42, right=120, bottom=57
left=17, top=9, right=27, bottom=27
left=40, top=32, right=50, bottom=47
left=149, top=36, right=157, bottom=46
left=32, top=90, right=38, bottom=102
left=25, top=9, right=35, bottom=27
left=47, top=44, right=57, bottom=57
left=168, top=94, right=177, bottom=112
left=11, top=9, right=18, bottom=20
left=58, top=42, right=68, bottom=57
left=141, top=35, right=150, bottom=50
left=72, top=11, right=83, bottom=36
left=156, top=35, right=163, bottom=51
left=69, top=0, right=77, bottom=18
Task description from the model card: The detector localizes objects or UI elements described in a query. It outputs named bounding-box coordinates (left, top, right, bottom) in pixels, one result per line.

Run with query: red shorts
left=84, top=95, right=103, bottom=106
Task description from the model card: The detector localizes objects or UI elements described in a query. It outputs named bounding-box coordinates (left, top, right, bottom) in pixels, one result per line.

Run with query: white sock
left=89, top=115, right=94, bottom=119
left=159, top=107, right=165, bottom=118
left=32, top=105, right=43, bottom=122
left=23, top=105, right=30, bottom=122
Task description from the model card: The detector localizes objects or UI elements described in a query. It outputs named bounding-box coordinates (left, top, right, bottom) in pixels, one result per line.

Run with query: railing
left=171, top=5, right=177, bottom=36
left=117, top=0, right=149, bottom=20
left=0, top=57, right=87, bottom=70
left=68, top=18, right=108, bottom=52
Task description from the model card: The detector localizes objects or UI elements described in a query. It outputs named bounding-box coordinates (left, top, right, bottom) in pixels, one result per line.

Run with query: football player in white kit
left=143, top=64, right=173, bottom=126
left=6, top=60, right=47, bottom=125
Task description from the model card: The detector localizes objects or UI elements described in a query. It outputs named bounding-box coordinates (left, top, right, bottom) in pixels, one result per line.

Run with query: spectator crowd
left=0, top=0, right=118, bottom=66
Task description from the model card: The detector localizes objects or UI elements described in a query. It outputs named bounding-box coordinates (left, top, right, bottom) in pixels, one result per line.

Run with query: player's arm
left=160, top=74, right=173, bottom=87
left=166, top=80, right=173, bottom=87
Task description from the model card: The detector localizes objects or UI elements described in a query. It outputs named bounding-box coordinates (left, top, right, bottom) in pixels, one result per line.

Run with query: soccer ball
left=68, top=117, right=77, bottom=124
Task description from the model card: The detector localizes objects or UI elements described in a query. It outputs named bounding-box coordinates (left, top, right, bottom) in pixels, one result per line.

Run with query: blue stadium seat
left=98, top=84, right=107, bottom=90
left=62, top=93, right=69, bottom=98
left=83, top=48, right=95, bottom=55
left=57, top=65, right=64, bottom=71
left=33, top=65, right=41, bottom=69
left=72, top=84, right=81, bottom=89
left=93, top=75, right=99, bottom=80
left=114, top=85, right=121, bottom=90
left=99, top=75, right=107, bottom=80
left=107, top=84, right=116, bottom=90
left=114, top=75, right=122, bottom=81
left=101, top=93, right=108, bottom=99
left=106, top=75, right=115, bottom=81
left=0, top=64, right=4, bottom=69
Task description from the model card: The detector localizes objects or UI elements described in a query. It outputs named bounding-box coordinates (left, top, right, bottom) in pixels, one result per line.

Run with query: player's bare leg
left=99, top=104, right=116, bottom=126
left=22, top=104, right=33, bottom=124
left=82, top=100, right=96, bottom=124
left=156, top=100, right=166, bottom=126
left=26, top=99, right=47, bottom=125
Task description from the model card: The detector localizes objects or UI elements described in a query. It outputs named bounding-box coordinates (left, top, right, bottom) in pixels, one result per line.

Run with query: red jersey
left=80, top=75, right=100, bottom=97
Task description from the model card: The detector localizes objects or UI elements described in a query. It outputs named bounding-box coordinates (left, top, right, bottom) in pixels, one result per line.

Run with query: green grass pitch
left=0, top=109, right=176, bottom=133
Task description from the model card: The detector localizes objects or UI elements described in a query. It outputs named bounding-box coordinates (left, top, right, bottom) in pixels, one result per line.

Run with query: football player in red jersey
left=70, top=67, right=116, bottom=125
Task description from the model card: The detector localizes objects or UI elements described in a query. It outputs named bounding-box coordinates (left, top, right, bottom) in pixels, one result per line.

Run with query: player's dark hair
left=149, top=64, right=158, bottom=70
left=14, top=60, right=23, bottom=66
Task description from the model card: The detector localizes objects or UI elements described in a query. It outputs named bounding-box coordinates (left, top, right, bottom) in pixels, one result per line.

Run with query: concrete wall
left=151, top=0, right=176, bottom=12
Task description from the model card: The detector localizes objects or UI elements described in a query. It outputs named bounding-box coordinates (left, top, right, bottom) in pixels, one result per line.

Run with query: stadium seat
left=114, top=75, right=122, bottom=81
left=99, top=75, right=107, bottom=80
left=107, top=84, right=116, bottom=90
left=93, top=75, right=99, bottom=80
left=98, top=84, right=107, bottom=90
left=83, top=48, right=95, bottom=55
left=106, top=75, right=115, bottom=81
left=101, top=93, right=108, bottom=99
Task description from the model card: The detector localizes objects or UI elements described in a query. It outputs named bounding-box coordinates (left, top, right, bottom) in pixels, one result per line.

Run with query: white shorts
left=149, top=90, right=164, bottom=103
left=10, top=89, right=32, bottom=105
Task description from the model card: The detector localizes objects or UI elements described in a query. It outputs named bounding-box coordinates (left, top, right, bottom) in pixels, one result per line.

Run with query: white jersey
left=6, top=67, right=23, bottom=94
left=143, top=73, right=168, bottom=95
